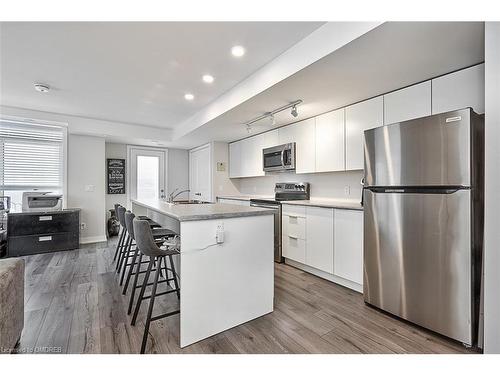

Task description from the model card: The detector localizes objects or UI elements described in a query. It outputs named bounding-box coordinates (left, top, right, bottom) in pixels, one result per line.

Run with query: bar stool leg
left=128, top=252, right=143, bottom=315
left=140, top=256, right=162, bottom=354
left=168, top=255, right=181, bottom=300
left=120, top=241, right=135, bottom=286
left=113, top=227, right=125, bottom=262
left=116, top=233, right=128, bottom=271
left=117, top=235, right=131, bottom=274
left=131, top=256, right=154, bottom=326
left=123, top=245, right=139, bottom=295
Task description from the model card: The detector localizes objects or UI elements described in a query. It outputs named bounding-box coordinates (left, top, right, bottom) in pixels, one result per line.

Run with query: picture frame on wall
left=107, top=158, right=126, bottom=194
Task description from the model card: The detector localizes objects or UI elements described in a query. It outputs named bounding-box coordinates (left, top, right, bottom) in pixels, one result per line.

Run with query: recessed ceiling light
left=184, top=93, right=194, bottom=101
left=34, top=83, right=50, bottom=93
left=202, top=74, right=214, bottom=84
left=231, top=45, right=245, bottom=57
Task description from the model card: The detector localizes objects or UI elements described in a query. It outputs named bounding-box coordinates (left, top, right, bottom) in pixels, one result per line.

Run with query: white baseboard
left=285, top=258, right=363, bottom=293
left=80, top=235, right=107, bottom=245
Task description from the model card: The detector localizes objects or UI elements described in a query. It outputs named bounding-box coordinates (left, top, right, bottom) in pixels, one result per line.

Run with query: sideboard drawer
left=8, top=232, right=79, bottom=256
left=8, top=212, right=79, bottom=236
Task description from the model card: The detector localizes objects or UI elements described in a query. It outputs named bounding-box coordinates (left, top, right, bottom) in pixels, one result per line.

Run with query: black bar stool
left=115, top=206, right=129, bottom=271
left=121, top=211, right=176, bottom=292
left=112, top=204, right=126, bottom=262
left=131, top=218, right=180, bottom=354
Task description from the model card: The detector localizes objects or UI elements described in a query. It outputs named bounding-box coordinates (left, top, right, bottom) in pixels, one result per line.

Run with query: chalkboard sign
left=107, top=159, right=126, bottom=194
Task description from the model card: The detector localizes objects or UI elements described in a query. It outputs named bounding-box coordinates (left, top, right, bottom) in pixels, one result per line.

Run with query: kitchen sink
left=170, top=200, right=213, bottom=205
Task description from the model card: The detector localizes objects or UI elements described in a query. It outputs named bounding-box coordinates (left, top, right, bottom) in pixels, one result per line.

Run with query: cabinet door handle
left=39, top=236, right=52, bottom=242
left=39, top=216, right=53, bottom=221
left=288, top=234, right=298, bottom=240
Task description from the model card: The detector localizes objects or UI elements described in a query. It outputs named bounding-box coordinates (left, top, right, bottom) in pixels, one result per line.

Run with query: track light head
left=270, top=114, right=276, bottom=126
left=291, top=105, right=298, bottom=118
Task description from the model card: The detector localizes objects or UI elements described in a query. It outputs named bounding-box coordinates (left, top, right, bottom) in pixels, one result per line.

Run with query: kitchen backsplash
left=234, top=170, right=364, bottom=201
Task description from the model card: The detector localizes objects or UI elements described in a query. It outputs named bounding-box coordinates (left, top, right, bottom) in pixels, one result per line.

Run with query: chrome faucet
left=168, top=188, right=190, bottom=203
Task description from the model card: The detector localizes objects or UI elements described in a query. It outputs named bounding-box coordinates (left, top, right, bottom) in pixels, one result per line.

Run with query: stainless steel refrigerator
left=363, top=108, right=484, bottom=347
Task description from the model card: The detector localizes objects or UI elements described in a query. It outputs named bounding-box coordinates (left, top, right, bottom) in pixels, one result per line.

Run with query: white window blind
left=0, top=120, right=65, bottom=190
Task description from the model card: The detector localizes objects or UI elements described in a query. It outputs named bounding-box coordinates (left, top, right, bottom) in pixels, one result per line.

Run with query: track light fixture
left=243, top=100, right=302, bottom=129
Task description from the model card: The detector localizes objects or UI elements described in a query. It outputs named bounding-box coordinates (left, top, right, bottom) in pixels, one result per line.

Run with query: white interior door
left=189, top=144, right=212, bottom=202
left=128, top=147, right=166, bottom=204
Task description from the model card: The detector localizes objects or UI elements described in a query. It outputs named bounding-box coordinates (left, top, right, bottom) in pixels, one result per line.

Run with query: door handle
left=280, top=148, right=285, bottom=167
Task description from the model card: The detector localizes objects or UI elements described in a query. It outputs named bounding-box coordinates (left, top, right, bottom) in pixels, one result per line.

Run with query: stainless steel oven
left=262, top=143, right=295, bottom=172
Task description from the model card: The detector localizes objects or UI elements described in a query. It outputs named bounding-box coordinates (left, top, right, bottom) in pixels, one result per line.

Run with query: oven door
left=263, top=143, right=295, bottom=172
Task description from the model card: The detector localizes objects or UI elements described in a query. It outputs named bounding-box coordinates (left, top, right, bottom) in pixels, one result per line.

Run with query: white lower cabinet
left=333, top=209, right=363, bottom=285
left=305, top=206, right=334, bottom=273
left=282, top=204, right=363, bottom=291
left=282, top=205, right=306, bottom=263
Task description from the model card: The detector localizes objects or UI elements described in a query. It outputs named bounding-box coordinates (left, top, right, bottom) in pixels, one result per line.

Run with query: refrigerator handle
left=360, top=177, right=365, bottom=207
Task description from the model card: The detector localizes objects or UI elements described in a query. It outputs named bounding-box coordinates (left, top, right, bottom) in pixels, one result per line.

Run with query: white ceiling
left=0, top=22, right=324, bottom=128
left=178, top=22, right=485, bottom=148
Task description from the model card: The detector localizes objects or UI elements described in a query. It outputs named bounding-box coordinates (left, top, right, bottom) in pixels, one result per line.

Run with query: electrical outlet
left=344, top=185, right=351, bottom=196
left=216, top=223, right=224, bottom=244
left=80, top=222, right=87, bottom=231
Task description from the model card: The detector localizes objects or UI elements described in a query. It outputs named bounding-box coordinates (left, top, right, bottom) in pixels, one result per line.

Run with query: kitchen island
left=131, top=198, right=275, bottom=347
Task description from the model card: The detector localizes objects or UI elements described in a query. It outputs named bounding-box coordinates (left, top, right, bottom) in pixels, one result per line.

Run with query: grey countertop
left=216, top=195, right=363, bottom=211
left=131, top=199, right=276, bottom=222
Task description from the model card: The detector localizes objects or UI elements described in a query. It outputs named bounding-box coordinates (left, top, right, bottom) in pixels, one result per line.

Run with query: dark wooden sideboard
left=7, top=209, right=80, bottom=257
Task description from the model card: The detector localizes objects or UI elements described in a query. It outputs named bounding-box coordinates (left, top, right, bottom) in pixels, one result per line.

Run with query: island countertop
left=131, top=198, right=276, bottom=222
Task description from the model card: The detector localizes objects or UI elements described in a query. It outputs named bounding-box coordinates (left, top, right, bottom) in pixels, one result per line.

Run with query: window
left=0, top=119, right=66, bottom=212
left=136, top=155, right=160, bottom=200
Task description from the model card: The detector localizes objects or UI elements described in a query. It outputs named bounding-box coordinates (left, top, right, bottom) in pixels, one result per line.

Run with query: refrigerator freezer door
left=363, top=189, right=472, bottom=345
left=364, top=108, right=471, bottom=187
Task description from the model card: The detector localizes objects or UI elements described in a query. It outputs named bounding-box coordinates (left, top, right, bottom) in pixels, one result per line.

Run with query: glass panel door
left=128, top=147, right=166, bottom=204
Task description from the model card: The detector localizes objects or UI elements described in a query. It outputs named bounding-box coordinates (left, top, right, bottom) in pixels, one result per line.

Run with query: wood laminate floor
left=16, top=239, right=475, bottom=354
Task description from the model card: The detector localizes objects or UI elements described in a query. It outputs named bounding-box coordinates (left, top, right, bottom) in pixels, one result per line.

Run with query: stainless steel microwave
left=262, top=143, right=296, bottom=172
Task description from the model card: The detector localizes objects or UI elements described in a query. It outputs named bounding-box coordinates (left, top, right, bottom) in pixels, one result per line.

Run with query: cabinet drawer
left=8, top=212, right=79, bottom=236
left=282, top=204, right=306, bottom=218
left=282, top=214, right=306, bottom=240
left=282, top=235, right=306, bottom=264
left=8, top=232, right=79, bottom=257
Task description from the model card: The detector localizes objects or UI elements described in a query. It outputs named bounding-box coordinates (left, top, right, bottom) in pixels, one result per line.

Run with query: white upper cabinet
left=315, top=109, right=345, bottom=172
left=278, top=118, right=316, bottom=174
left=384, top=81, right=432, bottom=125
left=333, top=209, right=363, bottom=285
left=432, top=64, right=485, bottom=115
left=345, top=96, right=384, bottom=170
left=305, top=206, right=334, bottom=274
left=229, top=141, right=243, bottom=178
left=229, top=129, right=279, bottom=178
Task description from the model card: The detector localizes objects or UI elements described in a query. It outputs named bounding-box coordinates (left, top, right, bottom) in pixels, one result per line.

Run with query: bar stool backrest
left=117, top=206, right=126, bottom=227
left=133, top=218, right=177, bottom=258
left=125, top=211, right=136, bottom=240
left=114, top=203, right=120, bottom=214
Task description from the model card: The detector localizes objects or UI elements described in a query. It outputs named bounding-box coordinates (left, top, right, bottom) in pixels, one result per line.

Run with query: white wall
left=211, top=142, right=240, bottom=201
left=234, top=170, right=364, bottom=202
left=484, top=22, right=500, bottom=354
left=68, top=134, right=106, bottom=244
left=105, top=142, right=127, bottom=212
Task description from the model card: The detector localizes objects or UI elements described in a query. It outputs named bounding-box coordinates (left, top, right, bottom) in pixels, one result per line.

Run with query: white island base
left=132, top=200, right=274, bottom=348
